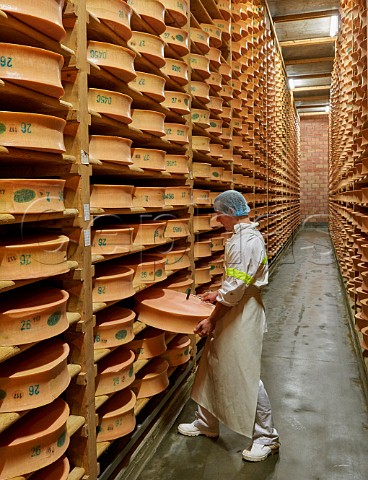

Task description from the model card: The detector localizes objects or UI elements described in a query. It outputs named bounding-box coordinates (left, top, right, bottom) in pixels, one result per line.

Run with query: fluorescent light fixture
left=330, top=15, right=339, bottom=37
left=288, top=78, right=295, bottom=90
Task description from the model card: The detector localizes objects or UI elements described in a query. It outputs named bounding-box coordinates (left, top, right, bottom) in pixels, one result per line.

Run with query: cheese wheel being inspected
left=0, top=112, right=66, bottom=153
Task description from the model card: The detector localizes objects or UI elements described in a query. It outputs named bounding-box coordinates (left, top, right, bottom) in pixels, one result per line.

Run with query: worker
left=178, top=190, right=280, bottom=462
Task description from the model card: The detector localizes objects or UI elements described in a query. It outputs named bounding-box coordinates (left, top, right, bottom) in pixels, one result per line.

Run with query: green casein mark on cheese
left=14, top=189, right=36, bottom=203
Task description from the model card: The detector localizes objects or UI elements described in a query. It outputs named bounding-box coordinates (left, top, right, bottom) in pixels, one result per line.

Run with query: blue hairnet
left=213, top=190, right=250, bottom=217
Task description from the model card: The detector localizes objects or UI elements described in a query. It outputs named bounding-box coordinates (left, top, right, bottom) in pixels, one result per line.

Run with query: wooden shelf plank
left=67, top=414, right=85, bottom=437
left=0, top=147, right=75, bottom=166
left=67, top=467, right=86, bottom=480
left=0, top=79, right=73, bottom=118
left=0, top=343, right=36, bottom=364
left=97, top=441, right=111, bottom=459
left=0, top=209, right=78, bottom=225
left=0, top=9, right=74, bottom=56
left=0, top=410, right=28, bottom=435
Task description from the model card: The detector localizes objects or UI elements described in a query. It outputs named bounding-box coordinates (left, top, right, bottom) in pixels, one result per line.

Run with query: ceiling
left=267, top=0, right=340, bottom=115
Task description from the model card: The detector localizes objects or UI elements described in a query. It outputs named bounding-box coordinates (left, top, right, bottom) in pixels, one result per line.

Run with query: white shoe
left=242, top=442, right=280, bottom=462
left=178, top=419, right=219, bottom=438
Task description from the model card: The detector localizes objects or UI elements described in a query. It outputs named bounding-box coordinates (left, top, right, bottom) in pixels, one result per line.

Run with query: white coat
left=191, top=222, right=268, bottom=438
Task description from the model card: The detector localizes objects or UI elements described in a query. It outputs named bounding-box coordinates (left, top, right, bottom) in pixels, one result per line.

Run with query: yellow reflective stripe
left=262, top=255, right=268, bottom=265
left=226, top=267, right=253, bottom=285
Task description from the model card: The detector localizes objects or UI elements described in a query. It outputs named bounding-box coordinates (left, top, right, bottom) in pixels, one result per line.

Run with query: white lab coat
left=191, top=222, right=268, bottom=438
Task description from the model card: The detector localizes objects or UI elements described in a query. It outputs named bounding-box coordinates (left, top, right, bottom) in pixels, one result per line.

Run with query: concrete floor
left=138, top=228, right=368, bottom=480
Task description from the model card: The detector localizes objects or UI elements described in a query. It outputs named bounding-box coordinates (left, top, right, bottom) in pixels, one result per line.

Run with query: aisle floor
left=138, top=228, right=368, bottom=480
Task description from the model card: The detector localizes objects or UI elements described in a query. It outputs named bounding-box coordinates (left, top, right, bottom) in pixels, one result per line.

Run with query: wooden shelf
left=0, top=209, right=78, bottom=225
left=0, top=147, right=75, bottom=167
left=92, top=237, right=189, bottom=265
left=67, top=414, right=86, bottom=437
left=67, top=467, right=86, bottom=480
left=91, top=160, right=187, bottom=180
left=0, top=261, right=79, bottom=294
left=0, top=79, right=73, bottom=117
left=0, top=9, right=74, bottom=56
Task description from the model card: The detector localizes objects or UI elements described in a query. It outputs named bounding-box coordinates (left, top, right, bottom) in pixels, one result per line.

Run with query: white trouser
left=197, top=380, right=279, bottom=445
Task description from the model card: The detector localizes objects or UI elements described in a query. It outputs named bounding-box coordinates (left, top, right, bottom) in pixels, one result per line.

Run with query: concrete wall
left=299, top=115, right=329, bottom=224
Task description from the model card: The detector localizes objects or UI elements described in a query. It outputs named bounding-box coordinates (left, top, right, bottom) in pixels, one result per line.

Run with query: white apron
left=191, top=222, right=267, bottom=438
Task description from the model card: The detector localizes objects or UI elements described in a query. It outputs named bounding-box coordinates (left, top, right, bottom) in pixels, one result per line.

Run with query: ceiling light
left=330, top=15, right=339, bottom=37
left=288, top=78, right=295, bottom=90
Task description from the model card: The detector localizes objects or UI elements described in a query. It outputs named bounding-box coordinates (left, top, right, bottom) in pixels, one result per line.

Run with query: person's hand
left=199, top=291, right=218, bottom=304
left=194, top=317, right=215, bottom=337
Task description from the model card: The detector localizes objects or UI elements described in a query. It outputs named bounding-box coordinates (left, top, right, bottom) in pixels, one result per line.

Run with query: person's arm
left=194, top=302, right=231, bottom=337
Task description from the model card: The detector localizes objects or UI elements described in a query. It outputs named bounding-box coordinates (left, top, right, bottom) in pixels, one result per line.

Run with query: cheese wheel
left=128, top=0, right=165, bottom=35
left=90, top=184, right=134, bottom=209
left=0, top=112, right=66, bottom=153
left=0, top=339, right=70, bottom=412
left=88, top=89, right=132, bottom=124
left=1, top=0, right=66, bottom=41
left=87, top=0, right=133, bottom=40
left=0, top=179, right=65, bottom=214
left=0, top=43, right=64, bottom=98
left=89, top=136, right=133, bottom=165
left=87, top=41, right=136, bottom=82
left=0, top=398, right=69, bottom=478
left=128, top=31, right=165, bottom=68
left=0, top=234, right=69, bottom=280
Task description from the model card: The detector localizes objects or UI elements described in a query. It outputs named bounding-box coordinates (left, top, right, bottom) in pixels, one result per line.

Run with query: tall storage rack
left=329, top=0, right=368, bottom=380
left=0, top=1, right=300, bottom=479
